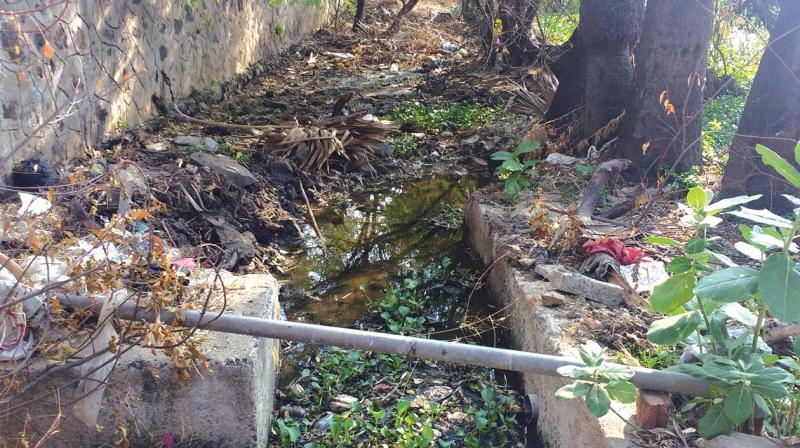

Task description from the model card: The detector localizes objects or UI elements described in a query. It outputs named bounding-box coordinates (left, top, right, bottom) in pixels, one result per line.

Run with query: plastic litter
left=442, top=42, right=458, bottom=52
left=17, top=192, right=52, bottom=216
left=620, top=260, right=669, bottom=293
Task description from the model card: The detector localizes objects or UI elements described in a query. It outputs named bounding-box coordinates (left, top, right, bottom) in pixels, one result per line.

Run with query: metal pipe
left=60, top=295, right=710, bottom=397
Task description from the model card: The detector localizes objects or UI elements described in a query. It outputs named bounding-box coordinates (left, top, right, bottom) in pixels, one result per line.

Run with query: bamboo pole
left=59, top=294, right=710, bottom=398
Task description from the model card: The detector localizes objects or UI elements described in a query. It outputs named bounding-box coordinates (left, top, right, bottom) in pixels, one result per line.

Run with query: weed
left=274, top=24, right=285, bottom=37
left=574, top=162, right=596, bottom=178
left=218, top=140, right=252, bottom=164
left=391, top=101, right=497, bottom=132
left=273, top=417, right=301, bottom=447
left=702, top=94, right=747, bottom=169
left=491, top=140, right=540, bottom=199
left=380, top=278, right=427, bottom=335
left=668, top=165, right=703, bottom=189
left=390, top=134, right=420, bottom=155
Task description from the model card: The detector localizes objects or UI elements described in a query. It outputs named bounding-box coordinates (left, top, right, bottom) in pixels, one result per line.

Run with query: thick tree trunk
left=498, top=0, right=541, bottom=67
left=609, top=0, right=714, bottom=182
left=385, top=0, right=420, bottom=36
left=544, top=0, right=643, bottom=130
left=544, top=22, right=585, bottom=122
left=581, top=0, right=643, bottom=135
left=352, top=0, right=366, bottom=31
left=719, top=0, right=800, bottom=212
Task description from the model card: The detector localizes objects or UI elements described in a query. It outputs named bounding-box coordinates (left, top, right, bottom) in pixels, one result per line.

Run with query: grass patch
left=391, top=101, right=498, bottom=133
left=390, top=134, right=419, bottom=155
left=702, top=94, right=747, bottom=170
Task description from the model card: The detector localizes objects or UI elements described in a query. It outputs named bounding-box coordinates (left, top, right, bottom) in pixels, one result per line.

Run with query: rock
left=696, top=432, right=783, bottom=448
left=440, top=131, right=454, bottom=138
left=185, top=164, right=198, bottom=175
left=174, top=135, right=219, bottom=152
left=313, top=413, right=335, bottom=432
left=330, top=394, right=358, bottom=411
left=268, top=159, right=295, bottom=183
left=369, top=142, right=394, bottom=159
left=190, top=152, right=256, bottom=187
left=462, top=135, right=480, bottom=145
left=447, top=411, right=468, bottom=422
left=545, top=153, right=578, bottom=165
left=541, top=292, right=566, bottom=307
left=145, top=141, right=169, bottom=152
left=534, top=264, right=624, bottom=307
left=517, top=257, right=535, bottom=269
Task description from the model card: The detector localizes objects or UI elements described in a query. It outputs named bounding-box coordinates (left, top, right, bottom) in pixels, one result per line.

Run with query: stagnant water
left=277, top=173, right=495, bottom=378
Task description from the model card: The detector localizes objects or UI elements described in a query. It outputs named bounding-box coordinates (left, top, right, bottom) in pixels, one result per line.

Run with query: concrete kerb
left=0, top=273, right=280, bottom=448
left=465, top=194, right=635, bottom=448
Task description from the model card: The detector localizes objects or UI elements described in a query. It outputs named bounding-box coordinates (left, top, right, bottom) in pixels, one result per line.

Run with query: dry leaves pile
left=264, top=111, right=398, bottom=173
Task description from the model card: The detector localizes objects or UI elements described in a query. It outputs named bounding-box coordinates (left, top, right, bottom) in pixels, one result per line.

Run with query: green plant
left=642, top=142, right=800, bottom=439
left=390, top=134, right=419, bottom=155
left=555, top=341, right=638, bottom=418
left=702, top=94, right=747, bottom=166
left=274, top=24, right=285, bottom=36
left=273, top=417, right=301, bottom=447
left=380, top=278, right=427, bottom=335
left=464, top=387, right=518, bottom=447
left=391, top=101, right=497, bottom=132
left=491, top=140, right=540, bottom=198
left=669, top=165, right=703, bottom=189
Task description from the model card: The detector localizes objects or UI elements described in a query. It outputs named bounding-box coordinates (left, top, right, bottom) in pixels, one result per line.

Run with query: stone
left=268, top=159, right=295, bottom=183
left=635, top=390, right=669, bottom=429
left=462, top=135, right=480, bottom=144
left=696, top=432, right=783, bottom=448
left=190, top=152, right=257, bottom=188
left=174, top=136, right=219, bottom=152
left=146, top=141, right=169, bottom=152
left=369, top=142, right=394, bottom=159
left=313, top=413, right=335, bottom=432
left=440, top=131, right=454, bottom=138
left=185, top=164, right=198, bottom=174
left=330, top=394, right=358, bottom=411
left=534, top=264, right=624, bottom=307
left=447, top=411, right=468, bottom=422
left=1, top=274, right=281, bottom=447
left=541, top=292, right=566, bottom=307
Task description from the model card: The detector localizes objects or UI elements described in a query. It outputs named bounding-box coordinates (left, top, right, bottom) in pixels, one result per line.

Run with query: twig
left=297, top=178, right=327, bottom=256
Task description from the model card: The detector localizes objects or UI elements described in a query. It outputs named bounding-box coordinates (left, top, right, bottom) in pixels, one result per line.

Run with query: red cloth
left=583, top=237, right=644, bottom=265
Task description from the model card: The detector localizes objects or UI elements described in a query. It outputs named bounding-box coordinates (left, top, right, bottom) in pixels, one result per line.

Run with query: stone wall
left=0, top=0, right=327, bottom=175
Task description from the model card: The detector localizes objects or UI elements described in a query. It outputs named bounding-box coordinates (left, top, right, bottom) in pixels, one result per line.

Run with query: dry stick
left=297, top=177, right=327, bottom=256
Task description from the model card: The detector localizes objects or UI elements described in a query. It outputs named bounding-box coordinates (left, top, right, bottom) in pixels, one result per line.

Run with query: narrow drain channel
left=272, top=173, right=540, bottom=446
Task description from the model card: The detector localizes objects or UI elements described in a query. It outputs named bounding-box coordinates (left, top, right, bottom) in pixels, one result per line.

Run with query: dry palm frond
left=504, top=82, right=548, bottom=117
left=265, top=112, right=398, bottom=173
left=525, top=66, right=558, bottom=104
left=575, top=112, right=625, bottom=156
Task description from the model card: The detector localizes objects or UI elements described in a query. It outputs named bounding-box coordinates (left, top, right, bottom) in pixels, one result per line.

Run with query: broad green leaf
left=579, top=340, right=605, bottom=366
left=694, top=267, right=759, bottom=302
left=795, top=141, right=800, bottom=166
left=705, top=194, right=762, bottom=215
left=515, top=140, right=540, bottom=154
left=667, top=256, right=694, bottom=273
left=605, top=381, right=638, bottom=403
left=734, top=242, right=765, bottom=261
left=708, top=250, right=738, bottom=267
left=723, top=384, right=753, bottom=425
left=555, top=381, right=592, bottom=399
left=749, top=229, right=787, bottom=250
left=647, top=311, right=702, bottom=345
left=480, top=387, right=494, bottom=403
left=759, top=253, right=800, bottom=322
left=585, top=384, right=611, bottom=417
left=756, top=143, right=800, bottom=189
left=490, top=151, right=514, bottom=161
left=753, top=393, right=771, bottom=416
left=708, top=316, right=730, bottom=351
left=501, top=159, right=523, bottom=172
left=751, top=380, right=789, bottom=400
left=687, top=187, right=709, bottom=212
left=794, top=337, right=800, bottom=355
left=598, top=365, right=635, bottom=382
left=718, top=302, right=757, bottom=327
left=728, top=207, right=794, bottom=228
left=556, top=365, right=594, bottom=380
left=645, top=236, right=680, bottom=247
left=697, top=403, right=734, bottom=440
left=752, top=366, right=795, bottom=385
left=650, top=272, right=696, bottom=313
left=686, top=238, right=707, bottom=254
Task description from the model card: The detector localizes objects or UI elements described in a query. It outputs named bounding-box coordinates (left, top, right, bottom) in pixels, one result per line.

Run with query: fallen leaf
left=43, top=41, right=54, bottom=59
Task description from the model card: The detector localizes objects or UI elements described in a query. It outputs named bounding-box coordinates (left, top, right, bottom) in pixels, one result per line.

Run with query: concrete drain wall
left=1, top=274, right=280, bottom=448
left=466, top=192, right=634, bottom=448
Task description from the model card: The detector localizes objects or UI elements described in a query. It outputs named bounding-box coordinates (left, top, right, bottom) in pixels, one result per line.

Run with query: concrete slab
left=0, top=274, right=280, bottom=448
left=466, top=193, right=635, bottom=448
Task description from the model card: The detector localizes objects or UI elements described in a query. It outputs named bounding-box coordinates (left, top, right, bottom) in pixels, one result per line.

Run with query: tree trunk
left=498, top=0, right=541, bottom=67
left=719, top=0, right=800, bottom=212
left=609, top=0, right=714, bottom=183
left=352, top=0, right=366, bottom=31
left=385, top=0, right=420, bottom=36
left=544, top=21, right=586, bottom=122
left=581, top=0, right=643, bottom=135
left=476, top=0, right=499, bottom=66
left=544, top=1, right=643, bottom=129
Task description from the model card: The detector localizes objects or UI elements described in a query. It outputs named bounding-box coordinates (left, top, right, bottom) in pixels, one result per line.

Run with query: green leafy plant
left=390, top=134, right=420, bottom=155
left=380, top=278, right=427, bottom=335
left=554, top=341, right=638, bottom=418
left=491, top=140, right=540, bottom=198
left=642, top=142, right=800, bottom=439
left=274, top=24, right=285, bottom=37
left=463, top=387, right=518, bottom=447
left=391, top=101, right=497, bottom=132
left=273, top=417, right=301, bottom=447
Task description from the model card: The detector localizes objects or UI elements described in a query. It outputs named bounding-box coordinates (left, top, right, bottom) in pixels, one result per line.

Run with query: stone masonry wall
left=0, top=0, right=327, bottom=175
